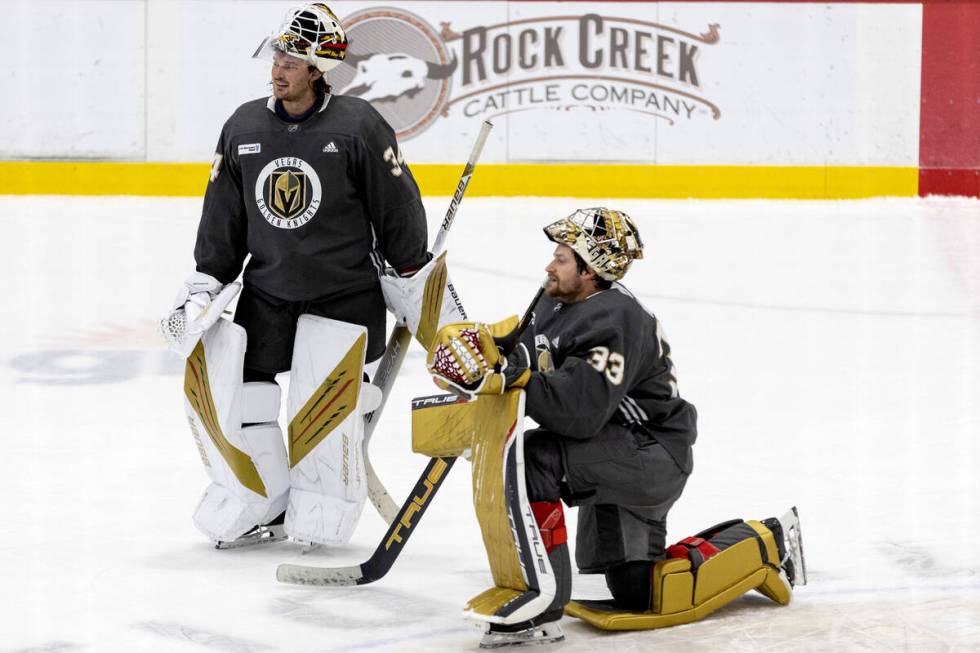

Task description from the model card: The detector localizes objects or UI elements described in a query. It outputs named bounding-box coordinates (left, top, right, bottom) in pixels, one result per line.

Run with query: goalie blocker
left=380, top=251, right=466, bottom=349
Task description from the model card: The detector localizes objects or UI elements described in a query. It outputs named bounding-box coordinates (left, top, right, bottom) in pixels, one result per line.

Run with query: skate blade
left=479, top=623, right=564, bottom=649
left=777, top=506, right=808, bottom=586
left=215, top=524, right=287, bottom=550
left=299, top=542, right=324, bottom=555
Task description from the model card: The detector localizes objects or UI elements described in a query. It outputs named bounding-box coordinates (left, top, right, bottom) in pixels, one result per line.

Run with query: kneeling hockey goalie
left=424, top=208, right=807, bottom=647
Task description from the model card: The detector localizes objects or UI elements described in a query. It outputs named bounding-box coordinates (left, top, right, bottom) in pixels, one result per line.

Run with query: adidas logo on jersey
left=323, top=141, right=339, bottom=153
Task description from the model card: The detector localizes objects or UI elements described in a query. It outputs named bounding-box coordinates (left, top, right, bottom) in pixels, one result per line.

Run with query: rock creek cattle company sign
left=330, top=7, right=721, bottom=140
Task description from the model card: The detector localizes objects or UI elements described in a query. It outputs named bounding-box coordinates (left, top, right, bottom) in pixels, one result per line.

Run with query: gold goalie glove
left=426, top=316, right=532, bottom=398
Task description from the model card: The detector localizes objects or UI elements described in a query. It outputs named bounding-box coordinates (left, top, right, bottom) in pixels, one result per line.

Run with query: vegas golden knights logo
left=537, top=345, right=554, bottom=374
left=534, top=335, right=555, bottom=374
left=269, top=170, right=306, bottom=220
left=254, top=157, right=322, bottom=230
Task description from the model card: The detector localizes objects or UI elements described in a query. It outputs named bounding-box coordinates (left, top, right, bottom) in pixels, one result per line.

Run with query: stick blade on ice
left=276, top=563, right=364, bottom=586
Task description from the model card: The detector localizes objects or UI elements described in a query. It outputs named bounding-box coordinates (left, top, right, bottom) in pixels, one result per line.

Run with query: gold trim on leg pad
left=287, top=333, right=365, bottom=467
left=185, top=340, right=267, bottom=498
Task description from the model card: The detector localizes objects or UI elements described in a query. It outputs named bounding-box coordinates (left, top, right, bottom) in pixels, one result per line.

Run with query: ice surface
left=1, top=194, right=978, bottom=651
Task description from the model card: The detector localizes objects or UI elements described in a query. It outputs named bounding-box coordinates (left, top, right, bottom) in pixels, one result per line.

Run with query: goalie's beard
left=545, top=274, right=586, bottom=304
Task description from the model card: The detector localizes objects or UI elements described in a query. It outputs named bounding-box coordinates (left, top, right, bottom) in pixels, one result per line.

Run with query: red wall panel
left=919, top=1, right=980, bottom=197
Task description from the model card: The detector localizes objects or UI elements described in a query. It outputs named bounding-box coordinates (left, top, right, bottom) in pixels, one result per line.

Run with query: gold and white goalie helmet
left=544, top=208, right=644, bottom=281
left=253, top=3, right=348, bottom=73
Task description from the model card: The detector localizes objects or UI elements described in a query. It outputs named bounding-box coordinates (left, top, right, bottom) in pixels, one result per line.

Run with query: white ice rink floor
left=2, top=194, right=978, bottom=652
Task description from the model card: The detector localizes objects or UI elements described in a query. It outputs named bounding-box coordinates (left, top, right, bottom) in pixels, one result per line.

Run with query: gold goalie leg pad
left=411, top=389, right=557, bottom=625
left=565, top=519, right=791, bottom=631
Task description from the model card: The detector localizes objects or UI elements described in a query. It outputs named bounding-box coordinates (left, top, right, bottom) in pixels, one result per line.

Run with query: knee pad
left=285, top=314, right=379, bottom=545
left=565, top=518, right=791, bottom=631
left=184, top=320, right=288, bottom=543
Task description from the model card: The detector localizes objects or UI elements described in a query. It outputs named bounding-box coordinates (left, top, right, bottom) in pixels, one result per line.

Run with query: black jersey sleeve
left=194, top=121, right=248, bottom=284
left=352, top=110, right=429, bottom=274
left=524, top=309, right=641, bottom=440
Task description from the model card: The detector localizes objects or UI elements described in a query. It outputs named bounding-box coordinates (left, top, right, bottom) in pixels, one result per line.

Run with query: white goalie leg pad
left=379, top=251, right=466, bottom=349
left=286, top=314, right=377, bottom=545
left=237, top=381, right=289, bottom=526
left=184, top=319, right=289, bottom=543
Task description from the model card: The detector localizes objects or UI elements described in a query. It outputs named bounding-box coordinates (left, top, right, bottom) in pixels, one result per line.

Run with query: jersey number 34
left=383, top=146, right=405, bottom=177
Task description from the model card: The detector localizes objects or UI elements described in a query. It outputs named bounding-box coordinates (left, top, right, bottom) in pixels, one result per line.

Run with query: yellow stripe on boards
left=0, top=161, right=917, bottom=199
left=0, top=161, right=209, bottom=196
left=446, top=164, right=919, bottom=199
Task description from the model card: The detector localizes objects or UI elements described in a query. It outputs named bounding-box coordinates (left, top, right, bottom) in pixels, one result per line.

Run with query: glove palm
left=427, top=316, right=531, bottom=398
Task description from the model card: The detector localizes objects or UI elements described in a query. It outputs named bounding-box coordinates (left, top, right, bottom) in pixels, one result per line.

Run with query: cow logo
left=254, top=157, right=322, bottom=229
left=332, top=8, right=456, bottom=139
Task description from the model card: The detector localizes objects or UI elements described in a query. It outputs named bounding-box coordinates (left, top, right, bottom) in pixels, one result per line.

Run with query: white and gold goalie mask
left=544, top=207, right=644, bottom=281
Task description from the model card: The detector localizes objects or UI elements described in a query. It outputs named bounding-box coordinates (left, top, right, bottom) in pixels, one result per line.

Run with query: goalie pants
left=234, top=283, right=386, bottom=377
left=524, top=425, right=690, bottom=609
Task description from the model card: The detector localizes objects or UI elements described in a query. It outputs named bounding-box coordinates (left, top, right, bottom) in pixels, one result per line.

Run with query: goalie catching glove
left=160, top=271, right=241, bottom=357
left=426, top=316, right=531, bottom=398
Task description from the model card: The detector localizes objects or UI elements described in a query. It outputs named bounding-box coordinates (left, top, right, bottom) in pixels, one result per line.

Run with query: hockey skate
left=763, top=506, right=808, bottom=587
left=479, top=621, right=564, bottom=649
left=215, top=512, right=286, bottom=550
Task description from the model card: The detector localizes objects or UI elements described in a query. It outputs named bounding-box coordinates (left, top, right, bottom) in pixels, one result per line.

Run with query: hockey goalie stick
left=277, top=279, right=547, bottom=586
left=361, top=328, right=413, bottom=523
left=363, top=120, right=494, bottom=524
left=278, top=455, right=457, bottom=586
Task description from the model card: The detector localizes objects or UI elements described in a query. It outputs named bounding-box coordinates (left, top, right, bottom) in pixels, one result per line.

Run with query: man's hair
left=310, top=67, right=331, bottom=95
left=573, top=251, right=613, bottom=290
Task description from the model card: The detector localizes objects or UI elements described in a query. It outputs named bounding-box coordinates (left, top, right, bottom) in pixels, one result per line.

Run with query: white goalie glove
left=379, top=252, right=466, bottom=349
left=161, top=271, right=241, bottom=357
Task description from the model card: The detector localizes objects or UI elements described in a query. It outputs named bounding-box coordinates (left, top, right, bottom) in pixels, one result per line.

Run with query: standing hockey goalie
left=427, top=208, right=806, bottom=647
left=160, top=3, right=462, bottom=549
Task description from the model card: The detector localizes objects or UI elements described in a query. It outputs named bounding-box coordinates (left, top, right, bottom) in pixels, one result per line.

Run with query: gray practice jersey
left=520, top=284, right=697, bottom=473
left=195, top=94, right=428, bottom=301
